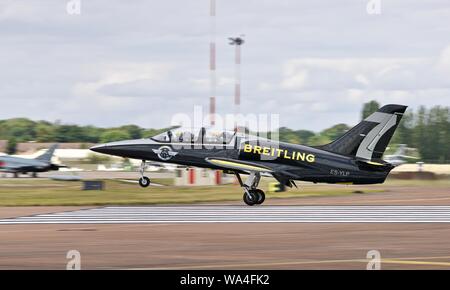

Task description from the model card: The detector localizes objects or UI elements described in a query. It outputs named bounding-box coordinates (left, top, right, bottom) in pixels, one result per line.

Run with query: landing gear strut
left=235, top=172, right=266, bottom=206
left=138, top=160, right=150, bottom=188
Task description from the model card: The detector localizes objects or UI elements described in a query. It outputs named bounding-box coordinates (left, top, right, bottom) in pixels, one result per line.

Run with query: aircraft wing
left=385, top=155, right=419, bottom=160
left=205, top=157, right=274, bottom=173
left=205, top=157, right=299, bottom=188
left=206, top=158, right=274, bottom=173
left=396, top=155, right=420, bottom=159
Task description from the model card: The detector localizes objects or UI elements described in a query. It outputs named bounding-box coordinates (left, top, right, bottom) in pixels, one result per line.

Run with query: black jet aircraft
left=91, top=104, right=407, bottom=206
left=0, top=144, right=62, bottom=178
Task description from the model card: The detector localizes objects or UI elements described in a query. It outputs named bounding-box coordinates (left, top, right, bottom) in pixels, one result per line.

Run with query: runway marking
left=321, top=196, right=450, bottom=205
left=3, top=205, right=450, bottom=224
left=382, top=259, right=450, bottom=267
left=125, top=256, right=450, bottom=270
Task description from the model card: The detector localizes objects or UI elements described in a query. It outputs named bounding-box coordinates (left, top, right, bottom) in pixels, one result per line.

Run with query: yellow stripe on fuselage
left=207, top=159, right=272, bottom=172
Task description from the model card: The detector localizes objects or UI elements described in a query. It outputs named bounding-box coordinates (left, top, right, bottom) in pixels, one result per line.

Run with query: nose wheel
left=139, top=176, right=151, bottom=187
left=138, top=160, right=151, bottom=188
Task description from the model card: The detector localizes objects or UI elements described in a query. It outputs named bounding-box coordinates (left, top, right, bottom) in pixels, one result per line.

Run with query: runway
left=3, top=205, right=450, bottom=224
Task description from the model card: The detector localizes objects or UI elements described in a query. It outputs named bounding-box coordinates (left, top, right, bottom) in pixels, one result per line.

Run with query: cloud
left=0, top=1, right=449, bottom=131
left=281, top=69, right=308, bottom=89
left=280, top=52, right=450, bottom=93
left=436, top=45, right=450, bottom=72
left=74, top=62, right=173, bottom=98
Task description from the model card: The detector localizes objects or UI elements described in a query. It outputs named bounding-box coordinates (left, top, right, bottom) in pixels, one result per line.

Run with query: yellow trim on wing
left=366, top=161, right=384, bottom=166
left=207, top=159, right=272, bottom=172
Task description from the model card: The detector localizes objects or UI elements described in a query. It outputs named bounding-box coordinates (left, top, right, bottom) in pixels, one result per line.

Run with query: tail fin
left=35, top=144, right=58, bottom=162
left=321, top=104, right=407, bottom=161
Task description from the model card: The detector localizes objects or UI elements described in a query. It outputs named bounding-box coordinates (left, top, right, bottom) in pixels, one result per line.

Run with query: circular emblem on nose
left=152, top=146, right=178, bottom=161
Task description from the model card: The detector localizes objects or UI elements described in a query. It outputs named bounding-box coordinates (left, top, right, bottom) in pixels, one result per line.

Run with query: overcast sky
left=0, top=0, right=449, bottom=131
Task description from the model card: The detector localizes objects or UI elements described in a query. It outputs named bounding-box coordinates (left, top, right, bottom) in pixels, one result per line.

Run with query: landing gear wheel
left=243, top=191, right=257, bottom=206
left=139, top=176, right=151, bottom=187
left=254, top=189, right=266, bottom=205
left=138, top=160, right=150, bottom=188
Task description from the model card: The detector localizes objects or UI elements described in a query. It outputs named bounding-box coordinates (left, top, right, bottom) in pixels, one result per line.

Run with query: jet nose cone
left=90, top=139, right=148, bottom=158
left=90, top=144, right=107, bottom=153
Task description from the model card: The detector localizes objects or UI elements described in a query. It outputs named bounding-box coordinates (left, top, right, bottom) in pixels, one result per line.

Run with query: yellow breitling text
left=243, top=144, right=315, bottom=163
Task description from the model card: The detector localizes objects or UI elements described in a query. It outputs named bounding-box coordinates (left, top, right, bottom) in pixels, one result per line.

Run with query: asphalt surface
left=1, top=184, right=450, bottom=269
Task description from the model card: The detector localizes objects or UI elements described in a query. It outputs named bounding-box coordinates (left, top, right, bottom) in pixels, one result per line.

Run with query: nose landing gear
left=235, top=172, right=266, bottom=206
left=138, top=160, right=151, bottom=188
left=139, top=176, right=151, bottom=187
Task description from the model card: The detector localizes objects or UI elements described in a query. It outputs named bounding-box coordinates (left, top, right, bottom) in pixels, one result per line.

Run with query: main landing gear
left=138, top=160, right=151, bottom=188
left=235, top=172, right=266, bottom=206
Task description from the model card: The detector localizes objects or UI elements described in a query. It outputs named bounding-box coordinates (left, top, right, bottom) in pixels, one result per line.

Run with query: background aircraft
left=91, top=104, right=407, bottom=206
left=0, top=144, right=63, bottom=178
left=384, top=144, right=420, bottom=166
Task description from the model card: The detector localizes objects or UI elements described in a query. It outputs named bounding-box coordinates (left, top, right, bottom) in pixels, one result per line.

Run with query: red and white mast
left=229, top=36, right=244, bottom=130
left=209, top=0, right=216, bottom=126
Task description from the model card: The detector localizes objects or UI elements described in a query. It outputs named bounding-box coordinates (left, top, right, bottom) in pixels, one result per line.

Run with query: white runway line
left=3, top=206, right=450, bottom=224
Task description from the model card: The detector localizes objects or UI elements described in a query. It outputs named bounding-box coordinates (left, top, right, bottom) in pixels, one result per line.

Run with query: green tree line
left=0, top=102, right=448, bottom=162
left=0, top=119, right=169, bottom=153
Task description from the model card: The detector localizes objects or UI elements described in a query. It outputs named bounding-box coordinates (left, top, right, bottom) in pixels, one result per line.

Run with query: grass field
left=0, top=177, right=394, bottom=206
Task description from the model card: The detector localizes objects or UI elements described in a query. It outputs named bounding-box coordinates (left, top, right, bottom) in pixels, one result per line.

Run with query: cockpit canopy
left=151, top=127, right=237, bottom=144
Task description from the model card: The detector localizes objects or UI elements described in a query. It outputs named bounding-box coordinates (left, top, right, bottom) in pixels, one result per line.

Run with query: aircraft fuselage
left=91, top=137, right=392, bottom=185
